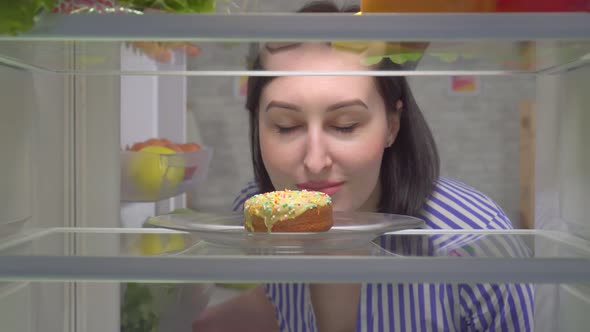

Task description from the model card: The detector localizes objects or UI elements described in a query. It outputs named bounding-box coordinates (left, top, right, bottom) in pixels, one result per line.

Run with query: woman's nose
left=303, top=129, right=332, bottom=174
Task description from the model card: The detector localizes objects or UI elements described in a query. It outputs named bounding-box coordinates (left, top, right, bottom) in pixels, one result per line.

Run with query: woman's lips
left=296, top=181, right=344, bottom=196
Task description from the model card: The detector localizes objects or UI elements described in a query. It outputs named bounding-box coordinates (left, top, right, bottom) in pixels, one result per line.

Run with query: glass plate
left=146, top=211, right=424, bottom=252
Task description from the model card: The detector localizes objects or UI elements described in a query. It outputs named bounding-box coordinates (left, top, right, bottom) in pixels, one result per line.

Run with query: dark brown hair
left=245, top=1, right=440, bottom=216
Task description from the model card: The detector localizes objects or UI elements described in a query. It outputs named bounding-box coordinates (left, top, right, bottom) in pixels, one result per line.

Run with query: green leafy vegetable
left=121, top=283, right=186, bottom=332
left=0, top=0, right=57, bottom=35
left=118, top=0, right=216, bottom=13
left=121, top=283, right=159, bottom=332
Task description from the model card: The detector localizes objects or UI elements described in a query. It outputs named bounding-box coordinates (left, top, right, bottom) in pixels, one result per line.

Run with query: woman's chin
left=331, top=200, right=357, bottom=213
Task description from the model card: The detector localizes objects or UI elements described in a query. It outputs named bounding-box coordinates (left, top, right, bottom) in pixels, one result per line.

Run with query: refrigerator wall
left=535, top=60, right=590, bottom=237
left=554, top=65, right=590, bottom=330
left=0, top=41, right=123, bottom=332
left=557, top=65, right=590, bottom=239
left=534, top=48, right=590, bottom=330
left=0, top=44, right=70, bottom=332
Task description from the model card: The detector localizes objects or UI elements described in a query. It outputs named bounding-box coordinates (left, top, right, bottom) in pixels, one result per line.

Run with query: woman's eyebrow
left=265, top=99, right=368, bottom=112
left=265, top=101, right=301, bottom=112
left=263, top=41, right=331, bottom=54
left=264, top=42, right=302, bottom=54
left=327, top=99, right=369, bottom=112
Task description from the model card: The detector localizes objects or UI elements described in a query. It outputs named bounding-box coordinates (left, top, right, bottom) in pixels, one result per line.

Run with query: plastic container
left=121, top=146, right=213, bottom=202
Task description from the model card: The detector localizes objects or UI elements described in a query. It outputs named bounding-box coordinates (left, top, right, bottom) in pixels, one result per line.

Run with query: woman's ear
left=386, top=100, right=403, bottom=147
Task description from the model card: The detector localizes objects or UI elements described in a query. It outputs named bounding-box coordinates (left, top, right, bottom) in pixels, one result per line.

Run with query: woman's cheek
left=331, top=137, right=384, bottom=210
left=333, top=135, right=384, bottom=169
left=260, top=134, right=298, bottom=186
left=261, top=133, right=289, bottom=164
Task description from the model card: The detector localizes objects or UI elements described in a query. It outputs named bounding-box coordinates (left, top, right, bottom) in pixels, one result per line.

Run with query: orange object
left=496, top=0, right=589, bottom=12
left=129, top=141, right=148, bottom=151
left=361, top=0, right=496, bottom=13
left=129, top=138, right=168, bottom=151
left=181, top=143, right=202, bottom=152
left=165, top=143, right=184, bottom=152
left=145, top=138, right=171, bottom=146
left=128, top=138, right=202, bottom=152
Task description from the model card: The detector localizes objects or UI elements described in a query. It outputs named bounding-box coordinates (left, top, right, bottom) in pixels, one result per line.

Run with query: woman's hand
left=192, top=285, right=279, bottom=332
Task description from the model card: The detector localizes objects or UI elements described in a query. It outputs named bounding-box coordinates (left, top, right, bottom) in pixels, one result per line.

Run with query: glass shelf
left=0, top=13, right=588, bottom=75
left=3, top=13, right=589, bottom=41
left=0, top=228, right=588, bottom=283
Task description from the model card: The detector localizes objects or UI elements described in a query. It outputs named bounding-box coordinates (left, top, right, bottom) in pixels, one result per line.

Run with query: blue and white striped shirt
left=232, top=177, right=534, bottom=332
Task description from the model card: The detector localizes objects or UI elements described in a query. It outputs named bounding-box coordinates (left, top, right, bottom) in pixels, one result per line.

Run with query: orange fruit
left=165, top=143, right=184, bottom=152
left=145, top=138, right=171, bottom=146
left=129, top=141, right=148, bottom=151
left=182, top=143, right=202, bottom=152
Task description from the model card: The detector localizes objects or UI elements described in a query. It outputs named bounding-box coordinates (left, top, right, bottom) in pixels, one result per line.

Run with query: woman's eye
left=276, top=125, right=300, bottom=134
left=333, top=124, right=358, bottom=133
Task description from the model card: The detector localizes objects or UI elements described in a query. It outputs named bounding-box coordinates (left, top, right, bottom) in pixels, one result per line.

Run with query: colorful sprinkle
left=244, top=189, right=332, bottom=231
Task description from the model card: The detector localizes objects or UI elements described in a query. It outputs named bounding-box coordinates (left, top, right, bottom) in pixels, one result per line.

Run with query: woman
left=194, top=2, right=533, bottom=331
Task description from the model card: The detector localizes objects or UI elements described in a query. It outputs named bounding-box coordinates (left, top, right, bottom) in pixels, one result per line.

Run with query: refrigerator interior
left=0, top=10, right=589, bottom=332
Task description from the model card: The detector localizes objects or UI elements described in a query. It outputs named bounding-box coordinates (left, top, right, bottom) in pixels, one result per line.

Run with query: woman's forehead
left=260, top=42, right=369, bottom=72
left=260, top=75, right=380, bottom=110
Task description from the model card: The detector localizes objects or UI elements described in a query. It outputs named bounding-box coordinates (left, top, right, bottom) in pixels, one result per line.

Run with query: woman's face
left=257, top=43, right=400, bottom=212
